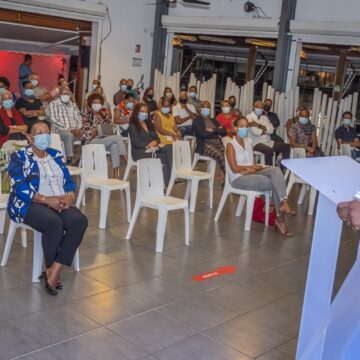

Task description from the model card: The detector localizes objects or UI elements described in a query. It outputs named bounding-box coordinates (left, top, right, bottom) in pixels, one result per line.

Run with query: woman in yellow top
left=153, top=99, right=182, bottom=144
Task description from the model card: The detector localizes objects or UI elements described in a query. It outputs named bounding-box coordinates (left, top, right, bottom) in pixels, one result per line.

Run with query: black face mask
left=179, top=98, right=188, bottom=105
left=229, top=101, right=236, bottom=107
left=147, top=94, right=154, bottom=100
left=263, top=105, right=271, bottom=112
left=127, top=85, right=132, bottom=91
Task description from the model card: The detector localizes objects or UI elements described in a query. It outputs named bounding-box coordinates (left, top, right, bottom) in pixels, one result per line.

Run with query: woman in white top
left=226, top=117, right=294, bottom=236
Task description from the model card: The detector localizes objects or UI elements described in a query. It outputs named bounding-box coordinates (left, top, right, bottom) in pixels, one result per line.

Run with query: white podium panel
left=282, top=156, right=360, bottom=360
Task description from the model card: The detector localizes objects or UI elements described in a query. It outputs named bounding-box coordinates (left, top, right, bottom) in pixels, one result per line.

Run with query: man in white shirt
left=246, top=100, right=290, bottom=165
left=172, top=90, right=198, bottom=136
left=30, top=73, right=51, bottom=108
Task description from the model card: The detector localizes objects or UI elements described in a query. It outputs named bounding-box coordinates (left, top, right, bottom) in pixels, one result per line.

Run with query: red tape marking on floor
left=192, top=266, right=237, bottom=282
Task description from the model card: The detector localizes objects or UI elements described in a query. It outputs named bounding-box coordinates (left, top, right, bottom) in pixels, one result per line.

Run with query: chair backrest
left=50, top=133, right=62, bottom=153
left=340, top=144, right=352, bottom=157
left=292, top=147, right=306, bottom=159
left=81, top=144, right=108, bottom=179
left=224, top=156, right=232, bottom=190
left=173, top=141, right=192, bottom=170
left=127, top=136, right=134, bottom=163
left=137, top=158, right=164, bottom=198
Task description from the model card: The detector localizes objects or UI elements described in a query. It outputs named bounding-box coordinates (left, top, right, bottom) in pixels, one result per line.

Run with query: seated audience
left=95, top=86, right=111, bottom=115
left=285, top=105, right=307, bottom=139
left=49, top=86, right=83, bottom=163
left=216, top=99, right=238, bottom=136
left=226, top=116, right=293, bottom=236
left=15, top=81, right=45, bottom=129
left=229, top=95, right=241, bottom=116
left=114, top=93, right=136, bottom=134
left=188, top=85, right=201, bottom=107
left=288, top=108, right=323, bottom=157
left=263, top=98, right=284, bottom=143
left=153, top=99, right=181, bottom=145
left=113, top=78, right=127, bottom=106
left=335, top=111, right=360, bottom=159
left=125, top=79, right=139, bottom=100
left=82, top=93, right=126, bottom=178
left=142, top=87, right=158, bottom=114
left=0, top=76, right=17, bottom=102
left=0, top=91, right=27, bottom=147
left=193, top=101, right=227, bottom=174
left=159, top=87, right=177, bottom=108
left=83, top=79, right=101, bottom=111
left=30, top=73, right=51, bottom=108
left=247, top=100, right=290, bottom=166
left=172, top=90, right=197, bottom=136
left=128, top=103, right=172, bottom=185
left=7, top=120, right=88, bottom=296
left=180, top=82, right=188, bottom=92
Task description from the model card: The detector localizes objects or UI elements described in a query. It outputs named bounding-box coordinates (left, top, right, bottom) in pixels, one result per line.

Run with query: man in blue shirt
left=18, top=54, right=32, bottom=96
left=335, top=111, right=360, bottom=159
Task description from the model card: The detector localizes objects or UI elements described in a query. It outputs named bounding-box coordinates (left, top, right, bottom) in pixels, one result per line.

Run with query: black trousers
left=254, top=142, right=291, bottom=166
left=23, top=203, right=88, bottom=268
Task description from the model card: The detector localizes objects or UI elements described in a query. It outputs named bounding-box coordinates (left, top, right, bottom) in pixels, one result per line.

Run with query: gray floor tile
left=154, top=334, right=250, bottom=360
left=15, top=349, right=61, bottom=360
left=108, top=310, right=196, bottom=353
left=10, top=306, right=100, bottom=347
left=69, top=289, right=149, bottom=325
left=257, top=338, right=297, bottom=360
left=49, top=328, right=147, bottom=360
left=204, top=315, right=290, bottom=358
left=0, top=268, right=27, bottom=291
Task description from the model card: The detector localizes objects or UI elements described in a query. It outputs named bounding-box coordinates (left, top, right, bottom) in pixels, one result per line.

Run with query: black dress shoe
left=39, top=271, right=58, bottom=296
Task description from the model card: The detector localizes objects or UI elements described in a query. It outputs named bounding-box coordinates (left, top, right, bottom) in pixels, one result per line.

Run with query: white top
left=227, top=137, right=254, bottom=183
left=172, top=103, right=196, bottom=127
left=35, top=154, right=65, bottom=197
left=246, top=111, right=274, bottom=147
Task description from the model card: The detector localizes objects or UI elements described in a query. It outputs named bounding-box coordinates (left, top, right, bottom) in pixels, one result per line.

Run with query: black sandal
left=39, top=271, right=58, bottom=296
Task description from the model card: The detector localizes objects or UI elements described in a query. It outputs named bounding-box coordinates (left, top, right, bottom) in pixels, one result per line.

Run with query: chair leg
left=184, top=207, right=189, bottom=246
left=184, top=181, right=191, bottom=200
left=298, top=184, right=308, bottom=205
left=32, top=231, right=43, bottom=283
left=0, top=209, right=6, bottom=234
left=244, top=194, right=255, bottom=231
left=214, top=190, right=229, bottom=221
left=1, top=221, right=17, bottom=266
left=235, top=195, right=246, bottom=217
left=76, top=181, right=86, bottom=208
left=125, top=201, right=141, bottom=239
left=189, top=178, right=199, bottom=213
left=156, top=207, right=168, bottom=253
left=308, top=187, right=317, bottom=216
left=21, top=227, right=27, bottom=248
left=286, top=174, right=295, bottom=196
left=192, top=154, right=199, bottom=169
left=123, top=161, right=132, bottom=181
left=264, top=193, right=270, bottom=227
left=73, top=249, right=80, bottom=272
left=166, top=172, right=176, bottom=196
left=99, top=189, right=110, bottom=229
left=284, top=169, right=290, bottom=182
left=209, top=177, right=214, bottom=209
left=125, top=187, right=132, bottom=222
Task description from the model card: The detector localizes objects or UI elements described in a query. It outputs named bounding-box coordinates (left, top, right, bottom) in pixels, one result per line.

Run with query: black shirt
left=146, top=100, right=158, bottom=113
left=335, top=125, right=358, bottom=143
left=15, top=97, right=42, bottom=128
left=0, top=115, right=25, bottom=141
left=266, top=111, right=280, bottom=128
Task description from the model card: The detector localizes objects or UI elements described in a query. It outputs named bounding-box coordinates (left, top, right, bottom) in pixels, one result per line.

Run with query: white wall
left=168, top=0, right=282, bottom=19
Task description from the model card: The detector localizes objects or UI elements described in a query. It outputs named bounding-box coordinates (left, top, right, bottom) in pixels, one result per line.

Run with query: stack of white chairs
left=215, top=158, right=270, bottom=231
left=166, top=141, right=214, bottom=213
left=76, top=144, right=131, bottom=229
left=126, top=158, right=189, bottom=253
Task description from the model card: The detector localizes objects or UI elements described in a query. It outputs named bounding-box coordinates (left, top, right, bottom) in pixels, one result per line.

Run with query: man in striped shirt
left=49, top=86, right=83, bottom=164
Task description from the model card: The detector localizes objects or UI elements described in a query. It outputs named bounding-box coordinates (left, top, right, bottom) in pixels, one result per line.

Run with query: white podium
left=282, top=156, right=360, bottom=360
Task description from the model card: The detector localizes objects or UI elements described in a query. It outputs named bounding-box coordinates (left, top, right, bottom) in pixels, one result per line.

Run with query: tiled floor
left=0, top=167, right=357, bottom=360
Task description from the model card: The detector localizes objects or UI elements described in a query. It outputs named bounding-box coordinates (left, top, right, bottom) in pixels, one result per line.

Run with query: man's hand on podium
left=337, top=200, right=360, bottom=232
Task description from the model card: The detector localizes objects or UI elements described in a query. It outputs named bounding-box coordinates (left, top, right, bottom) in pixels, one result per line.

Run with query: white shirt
left=35, top=154, right=65, bottom=197
left=227, top=137, right=254, bottom=183
left=172, top=103, right=196, bottom=127
left=246, top=111, right=274, bottom=147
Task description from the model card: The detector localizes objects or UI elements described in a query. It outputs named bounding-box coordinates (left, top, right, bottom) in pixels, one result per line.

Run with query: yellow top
left=155, top=110, right=176, bottom=145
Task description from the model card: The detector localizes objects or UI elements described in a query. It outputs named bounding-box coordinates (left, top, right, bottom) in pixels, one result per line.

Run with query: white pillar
left=164, top=31, right=174, bottom=77
left=90, top=21, right=102, bottom=82
left=285, top=39, right=302, bottom=92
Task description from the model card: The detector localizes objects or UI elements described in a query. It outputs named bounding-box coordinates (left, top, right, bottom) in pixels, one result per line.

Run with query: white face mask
left=60, top=94, right=70, bottom=103
left=91, top=103, right=102, bottom=112
left=222, top=106, right=231, bottom=114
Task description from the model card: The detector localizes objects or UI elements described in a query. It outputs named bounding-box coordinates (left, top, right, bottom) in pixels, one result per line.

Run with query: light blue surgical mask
left=31, top=79, right=38, bottom=87
left=343, top=118, right=352, bottom=126
left=237, top=127, right=249, bottom=138
left=126, top=102, right=134, bottom=110
left=254, top=108, right=263, bottom=116
left=200, top=108, right=211, bottom=117
left=138, top=112, right=148, bottom=121
left=120, top=85, right=127, bottom=92
left=161, top=107, right=170, bottom=115
left=0, top=87, right=4, bottom=94
left=2, top=99, right=14, bottom=110
left=189, top=92, right=197, bottom=98
left=24, top=89, right=34, bottom=97
left=299, top=117, right=308, bottom=125
left=34, top=133, right=51, bottom=151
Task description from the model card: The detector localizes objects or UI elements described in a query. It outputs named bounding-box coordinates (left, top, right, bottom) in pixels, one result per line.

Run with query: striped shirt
left=49, top=98, right=82, bottom=132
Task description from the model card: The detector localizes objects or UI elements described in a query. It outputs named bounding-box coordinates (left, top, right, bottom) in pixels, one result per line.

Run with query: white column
left=90, top=20, right=102, bottom=82
left=285, top=38, right=302, bottom=92
left=164, top=31, right=174, bottom=77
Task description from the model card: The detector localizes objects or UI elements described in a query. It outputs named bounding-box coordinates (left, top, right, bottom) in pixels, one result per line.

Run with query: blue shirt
left=18, top=63, right=32, bottom=95
left=335, top=125, right=358, bottom=143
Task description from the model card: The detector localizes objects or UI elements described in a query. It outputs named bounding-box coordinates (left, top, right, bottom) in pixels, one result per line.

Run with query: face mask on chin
left=60, top=94, right=70, bottom=103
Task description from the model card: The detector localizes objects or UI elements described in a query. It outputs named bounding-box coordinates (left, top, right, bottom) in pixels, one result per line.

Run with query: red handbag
left=252, top=197, right=277, bottom=226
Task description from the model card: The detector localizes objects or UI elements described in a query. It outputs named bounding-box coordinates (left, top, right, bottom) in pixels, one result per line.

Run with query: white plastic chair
left=0, top=194, right=9, bottom=235
left=126, top=158, right=189, bottom=253
left=214, top=158, right=270, bottom=231
left=1, top=220, right=80, bottom=282
left=339, top=144, right=352, bottom=157
left=166, top=141, right=214, bottom=213
left=286, top=148, right=317, bottom=216
left=254, top=151, right=266, bottom=165
left=123, top=137, right=137, bottom=181
left=76, top=144, right=131, bottom=229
